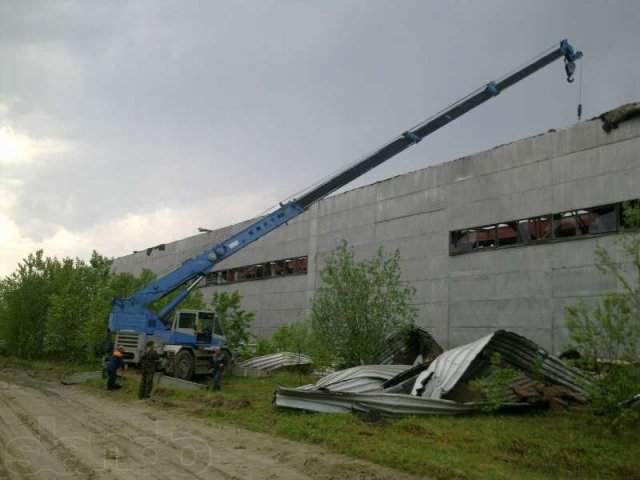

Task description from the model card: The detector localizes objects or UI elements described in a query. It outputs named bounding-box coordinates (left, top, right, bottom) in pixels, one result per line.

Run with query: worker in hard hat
left=106, top=346, right=125, bottom=391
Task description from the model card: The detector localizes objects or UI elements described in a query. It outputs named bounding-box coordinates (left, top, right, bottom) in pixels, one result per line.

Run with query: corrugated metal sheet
left=411, top=330, right=591, bottom=401
left=155, top=373, right=206, bottom=390
left=275, top=386, right=475, bottom=416
left=61, top=371, right=206, bottom=391
left=382, top=363, right=432, bottom=393
left=411, top=335, right=493, bottom=398
left=374, top=326, right=443, bottom=365
left=313, top=365, right=411, bottom=393
left=231, top=366, right=271, bottom=378
left=275, top=330, right=594, bottom=416
left=233, top=352, right=312, bottom=375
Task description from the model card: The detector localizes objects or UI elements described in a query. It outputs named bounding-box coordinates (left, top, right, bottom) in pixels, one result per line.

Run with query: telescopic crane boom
left=110, top=39, right=582, bottom=347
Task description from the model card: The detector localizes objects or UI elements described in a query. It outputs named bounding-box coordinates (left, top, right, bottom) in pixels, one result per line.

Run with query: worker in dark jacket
left=210, top=347, right=226, bottom=391
left=106, top=346, right=125, bottom=390
left=138, top=340, right=161, bottom=399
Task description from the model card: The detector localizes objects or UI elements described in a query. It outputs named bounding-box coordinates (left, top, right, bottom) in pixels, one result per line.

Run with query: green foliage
left=469, top=353, right=521, bottom=412
left=565, top=201, right=640, bottom=427
left=45, top=252, right=113, bottom=361
left=0, top=251, right=58, bottom=359
left=0, top=250, right=206, bottom=362
left=565, top=294, right=639, bottom=367
left=272, top=320, right=333, bottom=367
left=311, top=241, right=417, bottom=368
left=252, top=337, right=276, bottom=357
left=210, top=290, right=255, bottom=351
left=272, top=321, right=312, bottom=353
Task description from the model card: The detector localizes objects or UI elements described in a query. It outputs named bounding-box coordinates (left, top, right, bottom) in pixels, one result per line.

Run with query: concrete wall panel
left=375, top=210, right=446, bottom=242
left=111, top=115, right=640, bottom=353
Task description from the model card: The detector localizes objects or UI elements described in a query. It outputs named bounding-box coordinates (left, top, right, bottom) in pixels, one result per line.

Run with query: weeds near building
left=469, top=353, right=521, bottom=412
left=565, top=201, right=640, bottom=428
left=311, top=241, right=417, bottom=368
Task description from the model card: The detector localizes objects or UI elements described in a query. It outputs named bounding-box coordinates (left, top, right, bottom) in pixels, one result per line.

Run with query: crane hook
left=565, top=58, right=576, bottom=83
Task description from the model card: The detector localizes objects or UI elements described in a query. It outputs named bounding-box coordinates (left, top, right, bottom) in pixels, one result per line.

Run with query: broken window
left=205, top=256, right=309, bottom=286
left=588, top=205, right=617, bottom=234
left=497, top=221, right=520, bottom=247
left=527, top=216, right=552, bottom=242
left=449, top=200, right=632, bottom=255
left=450, top=228, right=478, bottom=254
left=553, top=211, right=577, bottom=238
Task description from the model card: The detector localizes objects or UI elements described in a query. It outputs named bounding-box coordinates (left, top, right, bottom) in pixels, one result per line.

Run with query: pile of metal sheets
left=410, top=330, right=591, bottom=402
left=275, top=387, right=475, bottom=416
left=302, top=365, right=411, bottom=394
left=232, top=352, right=312, bottom=377
left=274, top=330, right=592, bottom=416
left=374, top=325, right=443, bottom=365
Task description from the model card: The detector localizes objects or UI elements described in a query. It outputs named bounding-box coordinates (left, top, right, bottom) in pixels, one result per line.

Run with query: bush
left=565, top=202, right=640, bottom=428
left=311, top=242, right=417, bottom=368
left=271, top=320, right=333, bottom=368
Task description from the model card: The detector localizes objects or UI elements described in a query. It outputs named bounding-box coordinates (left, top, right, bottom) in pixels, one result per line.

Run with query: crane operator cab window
left=173, top=310, right=224, bottom=343
left=196, top=311, right=224, bottom=342
left=177, top=312, right=197, bottom=330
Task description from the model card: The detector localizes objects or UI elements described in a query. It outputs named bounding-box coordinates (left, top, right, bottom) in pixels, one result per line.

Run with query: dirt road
left=0, top=367, right=419, bottom=480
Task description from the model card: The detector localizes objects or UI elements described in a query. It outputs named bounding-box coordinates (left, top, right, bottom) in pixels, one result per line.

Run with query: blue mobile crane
left=108, top=39, right=582, bottom=379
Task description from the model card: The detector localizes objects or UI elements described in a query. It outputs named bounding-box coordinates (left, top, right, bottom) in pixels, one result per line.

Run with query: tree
left=311, top=241, right=417, bottom=367
left=565, top=202, right=640, bottom=425
left=0, top=249, right=207, bottom=363
left=210, top=291, right=255, bottom=350
left=0, top=251, right=58, bottom=359
left=273, top=321, right=313, bottom=354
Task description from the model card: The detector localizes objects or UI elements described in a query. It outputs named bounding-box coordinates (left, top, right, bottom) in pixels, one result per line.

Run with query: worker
left=210, top=347, right=226, bottom=391
left=138, top=341, right=161, bottom=399
left=106, top=346, right=126, bottom=391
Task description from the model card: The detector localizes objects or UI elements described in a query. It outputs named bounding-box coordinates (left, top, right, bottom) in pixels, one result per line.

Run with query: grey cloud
left=1, top=0, right=638, bottom=249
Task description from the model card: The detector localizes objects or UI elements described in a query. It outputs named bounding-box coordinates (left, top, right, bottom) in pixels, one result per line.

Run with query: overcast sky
left=1, top=0, right=638, bottom=276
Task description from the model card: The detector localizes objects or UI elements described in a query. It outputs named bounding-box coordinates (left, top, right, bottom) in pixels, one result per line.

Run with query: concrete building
left=112, top=105, right=640, bottom=353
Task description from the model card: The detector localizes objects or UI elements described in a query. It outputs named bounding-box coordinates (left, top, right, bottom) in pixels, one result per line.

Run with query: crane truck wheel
left=174, top=350, right=195, bottom=380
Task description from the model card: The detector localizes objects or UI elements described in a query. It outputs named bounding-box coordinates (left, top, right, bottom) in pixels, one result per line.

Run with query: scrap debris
left=410, top=330, right=590, bottom=403
left=599, top=102, right=640, bottom=132
left=274, top=330, right=592, bottom=416
left=232, top=352, right=312, bottom=378
left=374, top=325, right=443, bottom=365
left=299, top=365, right=411, bottom=394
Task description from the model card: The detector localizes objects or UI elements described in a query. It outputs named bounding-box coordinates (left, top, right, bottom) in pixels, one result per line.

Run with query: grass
left=1, top=356, right=102, bottom=376
left=4, top=358, right=640, bottom=480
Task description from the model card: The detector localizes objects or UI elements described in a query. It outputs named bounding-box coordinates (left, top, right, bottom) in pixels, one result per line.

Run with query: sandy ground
left=0, top=367, right=420, bottom=480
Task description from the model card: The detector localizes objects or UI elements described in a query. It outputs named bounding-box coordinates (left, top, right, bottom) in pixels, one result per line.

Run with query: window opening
left=449, top=201, right=632, bottom=255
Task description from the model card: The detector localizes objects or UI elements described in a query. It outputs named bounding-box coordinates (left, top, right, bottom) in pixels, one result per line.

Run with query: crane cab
left=172, top=309, right=225, bottom=345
